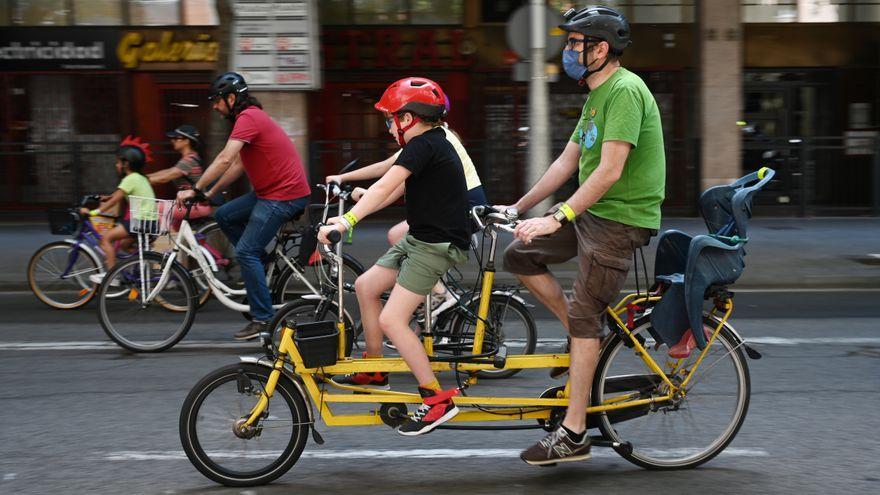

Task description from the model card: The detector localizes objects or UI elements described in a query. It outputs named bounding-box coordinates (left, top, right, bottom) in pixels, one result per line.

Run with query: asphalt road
left=1, top=291, right=879, bottom=495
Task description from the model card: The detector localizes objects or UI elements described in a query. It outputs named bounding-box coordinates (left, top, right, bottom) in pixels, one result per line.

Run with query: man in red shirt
left=177, top=72, right=311, bottom=340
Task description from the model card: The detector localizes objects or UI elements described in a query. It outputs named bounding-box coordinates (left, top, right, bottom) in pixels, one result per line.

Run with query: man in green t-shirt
left=498, top=6, right=666, bottom=465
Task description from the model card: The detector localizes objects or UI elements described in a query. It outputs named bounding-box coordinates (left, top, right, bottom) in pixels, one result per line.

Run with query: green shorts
left=375, top=234, right=468, bottom=296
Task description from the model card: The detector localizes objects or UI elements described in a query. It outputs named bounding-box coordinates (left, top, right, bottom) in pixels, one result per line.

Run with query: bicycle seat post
left=423, top=292, right=434, bottom=356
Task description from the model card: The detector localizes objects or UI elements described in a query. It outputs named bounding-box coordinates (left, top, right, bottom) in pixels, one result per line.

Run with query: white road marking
left=1, top=337, right=879, bottom=352
left=103, top=447, right=769, bottom=461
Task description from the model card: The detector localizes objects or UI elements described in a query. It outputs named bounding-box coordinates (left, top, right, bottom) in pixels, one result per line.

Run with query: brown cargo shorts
left=503, top=205, right=652, bottom=338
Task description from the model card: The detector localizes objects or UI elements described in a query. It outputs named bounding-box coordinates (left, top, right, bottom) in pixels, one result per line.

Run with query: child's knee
left=377, top=309, right=402, bottom=333
left=354, top=273, right=382, bottom=300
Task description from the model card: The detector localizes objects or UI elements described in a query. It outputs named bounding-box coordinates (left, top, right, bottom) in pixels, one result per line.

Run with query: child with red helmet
left=80, top=136, right=157, bottom=285
left=318, top=77, right=470, bottom=435
left=324, top=86, right=488, bottom=320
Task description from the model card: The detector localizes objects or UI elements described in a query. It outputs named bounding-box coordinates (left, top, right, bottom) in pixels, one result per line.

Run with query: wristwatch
left=552, top=209, right=569, bottom=225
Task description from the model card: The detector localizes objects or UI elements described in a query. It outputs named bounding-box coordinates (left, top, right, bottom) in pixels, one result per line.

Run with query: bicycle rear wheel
left=180, top=363, right=309, bottom=486
left=28, top=241, right=101, bottom=309
left=592, top=316, right=751, bottom=469
left=97, top=251, right=196, bottom=352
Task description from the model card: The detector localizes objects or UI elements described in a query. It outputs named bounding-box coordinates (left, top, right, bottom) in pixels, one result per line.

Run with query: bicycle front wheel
left=28, top=241, right=101, bottom=309
left=593, top=316, right=751, bottom=470
left=180, top=363, right=310, bottom=487
left=97, top=252, right=197, bottom=352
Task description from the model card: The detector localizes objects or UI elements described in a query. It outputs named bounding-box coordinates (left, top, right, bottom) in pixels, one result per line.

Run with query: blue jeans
left=214, top=191, right=309, bottom=322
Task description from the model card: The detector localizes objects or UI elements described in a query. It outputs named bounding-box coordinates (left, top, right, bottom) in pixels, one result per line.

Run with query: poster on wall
left=230, top=0, right=322, bottom=90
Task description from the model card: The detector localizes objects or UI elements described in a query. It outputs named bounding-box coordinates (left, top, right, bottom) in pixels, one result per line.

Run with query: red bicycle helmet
left=375, top=77, right=447, bottom=146
left=117, top=135, right=153, bottom=171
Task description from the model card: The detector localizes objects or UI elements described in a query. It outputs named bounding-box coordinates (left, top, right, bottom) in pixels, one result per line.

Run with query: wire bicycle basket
left=127, top=196, right=175, bottom=304
left=128, top=196, right=175, bottom=236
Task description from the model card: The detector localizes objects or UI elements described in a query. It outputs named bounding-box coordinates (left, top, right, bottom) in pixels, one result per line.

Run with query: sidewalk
left=6, top=217, right=879, bottom=291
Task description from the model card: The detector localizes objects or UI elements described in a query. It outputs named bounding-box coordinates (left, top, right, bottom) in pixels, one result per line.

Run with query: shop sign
left=0, top=28, right=119, bottom=71
left=230, top=0, right=322, bottom=90
left=117, top=30, right=220, bottom=69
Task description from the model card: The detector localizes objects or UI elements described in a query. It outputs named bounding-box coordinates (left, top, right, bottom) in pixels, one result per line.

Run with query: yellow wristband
left=559, top=203, right=576, bottom=222
left=89, top=209, right=101, bottom=217
left=343, top=212, right=359, bottom=228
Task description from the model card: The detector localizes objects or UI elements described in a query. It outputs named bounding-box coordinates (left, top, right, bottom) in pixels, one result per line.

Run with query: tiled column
left=698, top=0, right=742, bottom=189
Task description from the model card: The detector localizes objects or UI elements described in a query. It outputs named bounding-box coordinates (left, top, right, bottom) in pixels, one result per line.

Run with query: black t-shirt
left=395, top=127, right=470, bottom=250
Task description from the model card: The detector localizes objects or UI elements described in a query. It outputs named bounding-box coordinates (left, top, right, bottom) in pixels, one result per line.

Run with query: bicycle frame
left=143, top=212, right=332, bottom=313
left=238, top=209, right=739, bottom=431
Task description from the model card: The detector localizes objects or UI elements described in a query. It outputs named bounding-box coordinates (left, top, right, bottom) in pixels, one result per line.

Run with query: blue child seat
left=649, top=167, right=775, bottom=350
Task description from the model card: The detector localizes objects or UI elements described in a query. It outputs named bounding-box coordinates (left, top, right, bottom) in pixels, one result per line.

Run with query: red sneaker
left=336, top=372, right=390, bottom=390
left=397, top=387, right=460, bottom=436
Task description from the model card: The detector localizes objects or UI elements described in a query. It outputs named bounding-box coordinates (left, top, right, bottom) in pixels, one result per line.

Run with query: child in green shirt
left=80, top=136, right=156, bottom=285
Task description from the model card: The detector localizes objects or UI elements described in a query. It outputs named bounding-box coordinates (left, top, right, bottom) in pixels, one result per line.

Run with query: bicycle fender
left=706, top=314, right=762, bottom=360
left=490, top=290, right=532, bottom=307
left=237, top=356, right=315, bottom=424
left=62, top=239, right=103, bottom=273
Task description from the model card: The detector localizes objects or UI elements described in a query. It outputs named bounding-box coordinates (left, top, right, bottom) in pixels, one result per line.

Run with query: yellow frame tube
left=244, top=298, right=731, bottom=429
left=605, top=308, right=678, bottom=390
left=679, top=300, right=733, bottom=389
left=470, top=269, right=494, bottom=355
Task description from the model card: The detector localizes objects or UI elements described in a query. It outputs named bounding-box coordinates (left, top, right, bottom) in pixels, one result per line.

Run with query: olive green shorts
left=375, top=234, right=468, bottom=296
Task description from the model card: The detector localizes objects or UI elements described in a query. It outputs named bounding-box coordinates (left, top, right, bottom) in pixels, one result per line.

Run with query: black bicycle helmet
left=208, top=71, right=249, bottom=100
left=560, top=5, right=631, bottom=54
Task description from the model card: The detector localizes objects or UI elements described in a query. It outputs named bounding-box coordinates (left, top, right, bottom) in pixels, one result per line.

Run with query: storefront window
left=742, top=1, right=880, bottom=23
left=410, top=0, right=463, bottom=24
left=320, top=0, right=352, bottom=24
left=130, top=0, right=181, bottom=25
left=321, top=0, right=462, bottom=25
left=72, top=0, right=123, bottom=25
left=1, top=3, right=11, bottom=25
left=13, top=0, right=70, bottom=25
left=352, top=0, right=407, bottom=24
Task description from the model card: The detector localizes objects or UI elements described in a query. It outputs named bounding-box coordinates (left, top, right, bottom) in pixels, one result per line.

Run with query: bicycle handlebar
left=471, top=205, right=519, bottom=233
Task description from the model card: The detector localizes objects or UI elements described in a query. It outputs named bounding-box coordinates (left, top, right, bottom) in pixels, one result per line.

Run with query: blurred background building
left=1, top=0, right=878, bottom=216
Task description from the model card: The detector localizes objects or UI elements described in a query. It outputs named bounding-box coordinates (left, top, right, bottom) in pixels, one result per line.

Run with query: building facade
left=1, top=1, right=878, bottom=215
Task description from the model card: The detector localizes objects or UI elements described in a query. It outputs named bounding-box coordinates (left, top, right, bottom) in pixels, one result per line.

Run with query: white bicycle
left=96, top=192, right=359, bottom=353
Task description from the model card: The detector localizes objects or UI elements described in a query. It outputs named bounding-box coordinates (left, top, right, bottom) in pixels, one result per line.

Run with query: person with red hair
left=80, top=136, right=156, bottom=285
left=318, top=77, right=470, bottom=436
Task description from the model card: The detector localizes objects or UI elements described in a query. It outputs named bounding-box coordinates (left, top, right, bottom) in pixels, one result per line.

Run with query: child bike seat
left=649, top=167, right=775, bottom=350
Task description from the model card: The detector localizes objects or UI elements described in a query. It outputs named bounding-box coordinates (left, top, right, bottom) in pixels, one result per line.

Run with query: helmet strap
left=578, top=44, right=611, bottom=86
left=393, top=113, right=421, bottom=147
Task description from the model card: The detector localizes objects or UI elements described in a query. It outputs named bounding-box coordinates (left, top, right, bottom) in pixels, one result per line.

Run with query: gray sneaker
left=520, top=427, right=591, bottom=466
left=234, top=321, right=266, bottom=341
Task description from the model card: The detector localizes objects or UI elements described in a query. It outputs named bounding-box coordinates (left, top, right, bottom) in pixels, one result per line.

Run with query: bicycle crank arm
left=589, top=437, right=634, bottom=456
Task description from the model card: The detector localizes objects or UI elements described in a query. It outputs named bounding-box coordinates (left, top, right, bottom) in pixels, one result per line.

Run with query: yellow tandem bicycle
left=179, top=168, right=775, bottom=487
